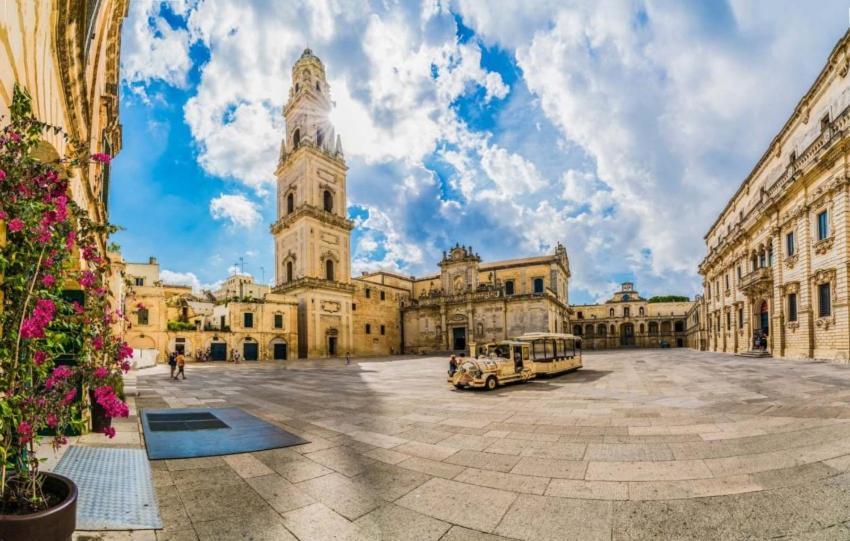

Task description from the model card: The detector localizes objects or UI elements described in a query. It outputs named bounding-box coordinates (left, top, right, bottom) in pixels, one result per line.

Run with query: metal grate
left=53, top=446, right=162, bottom=530
left=146, top=411, right=229, bottom=432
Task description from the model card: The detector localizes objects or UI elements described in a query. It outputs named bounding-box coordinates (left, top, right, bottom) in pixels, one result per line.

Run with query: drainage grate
left=146, top=411, right=229, bottom=432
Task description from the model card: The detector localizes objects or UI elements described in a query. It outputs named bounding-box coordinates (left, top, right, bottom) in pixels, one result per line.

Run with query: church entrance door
left=452, top=327, right=466, bottom=352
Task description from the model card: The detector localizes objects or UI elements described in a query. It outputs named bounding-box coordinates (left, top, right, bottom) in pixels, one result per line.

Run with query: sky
left=112, top=0, right=850, bottom=304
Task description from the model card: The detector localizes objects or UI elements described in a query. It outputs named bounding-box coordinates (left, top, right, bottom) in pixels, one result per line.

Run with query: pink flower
left=8, top=218, right=23, bottom=232
left=92, top=335, right=104, bottom=350
left=33, top=350, right=47, bottom=365
left=71, top=301, right=85, bottom=315
left=62, top=388, right=77, bottom=405
left=117, top=342, right=133, bottom=361
left=94, top=367, right=109, bottom=378
left=103, top=426, right=116, bottom=438
left=0, top=210, right=7, bottom=220
left=20, top=299, right=57, bottom=339
left=41, top=274, right=56, bottom=287
left=91, top=153, right=111, bottom=163
left=93, top=386, right=129, bottom=418
left=17, top=421, right=32, bottom=443
left=79, top=270, right=96, bottom=288
left=0, top=169, right=6, bottom=181
left=46, top=413, right=58, bottom=428
left=65, top=230, right=76, bottom=250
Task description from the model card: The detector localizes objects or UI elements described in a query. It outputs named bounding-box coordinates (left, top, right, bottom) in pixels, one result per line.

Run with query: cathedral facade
left=270, top=50, right=574, bottom=358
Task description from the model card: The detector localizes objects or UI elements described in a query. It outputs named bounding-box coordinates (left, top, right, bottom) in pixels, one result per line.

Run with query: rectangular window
left=737, top=266, right=742, bottom=280
left=243, top=312, right=253, bottom=328
left=788, top=293, right=797, bottom=322
left=380, top=291, right=385, bottom=300
left=505, top=280, right=515, bottom=296
left=623, top=307, right=630, bottom=317
left=818, top=211, right=829, bottom=241
left=137, top=308, right=148, bottom=325
left=725, top=274, right=729, bottom=291
left=786, top=232, right=795, bottom=256
left=134, top=277, right=144, bottom=286
left=352, top=303, right=356, bottom=311
left=738, top=308, right=743, bottom=329
left=380, top=325, right=385, bottom=335
left=819, top=283, right=831, bottom=317
left=365, top=288, right=371, bottom=298
left=533, top=278, right=544, bottom=294
left=274, top=314, right=283, bottom=329
left=365, top=324, right=371, bottom=334
left=726, top=312, right=730, bottom=330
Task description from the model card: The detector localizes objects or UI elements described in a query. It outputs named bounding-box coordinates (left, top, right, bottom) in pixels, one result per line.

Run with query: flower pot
left=0, top=472, right=78, bottom=541
left=90, top=391, right=112, bottom=434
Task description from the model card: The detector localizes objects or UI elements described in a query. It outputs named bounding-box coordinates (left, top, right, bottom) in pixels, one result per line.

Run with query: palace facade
left=1, top=0, right=129, bottom=314
left=571, top=283, right=693, bottom=349
left=700, top=30, right=850, bottom=361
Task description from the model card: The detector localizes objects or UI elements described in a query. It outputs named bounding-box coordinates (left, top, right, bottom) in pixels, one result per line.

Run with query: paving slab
left=396, top=478, right=517, bottom=532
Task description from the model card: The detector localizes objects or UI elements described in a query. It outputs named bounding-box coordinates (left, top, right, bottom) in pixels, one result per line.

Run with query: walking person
left=448, top=354, right=458, bottom=377
left=168, top=351, right=177, bottom=379
left=174, top=352, right=186, bottom=380
left=345, top=351, right=351, bottom=365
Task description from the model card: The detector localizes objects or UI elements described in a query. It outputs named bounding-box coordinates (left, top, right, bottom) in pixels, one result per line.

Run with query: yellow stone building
left=270, top=49, right=355, bottom=359
left=398, top=244, right=572, bottom=353
left=700, top=30, right=850, bottom=361
left=571, top=283, right=693, bottom=349
left=122, top=258, right=298, bottom=364
left=1, top=0, right=127, bottom=259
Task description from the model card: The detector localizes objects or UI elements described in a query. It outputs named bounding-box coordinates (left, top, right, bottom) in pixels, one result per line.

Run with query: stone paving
left=69, top=349, right=850, bottom=540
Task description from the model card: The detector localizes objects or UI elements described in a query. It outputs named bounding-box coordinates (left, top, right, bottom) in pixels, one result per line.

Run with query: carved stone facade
left=700, top=30, right=850, bottom=361
left=571, top=283, right=694, bottom=349
left=0, top=0, right=129, bottom=316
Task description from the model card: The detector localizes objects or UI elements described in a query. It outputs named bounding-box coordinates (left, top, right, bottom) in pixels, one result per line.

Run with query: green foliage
left=167, top=320, right=197, bottom=331
left=647, top=295, right=690, bottom=303
left=0, top=85, right=131, bottom=513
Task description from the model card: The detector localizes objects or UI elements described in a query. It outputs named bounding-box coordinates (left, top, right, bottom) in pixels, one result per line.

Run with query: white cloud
left=209, top=194, right=261, bottom=228
left=121, top=0, right=194, bottom=93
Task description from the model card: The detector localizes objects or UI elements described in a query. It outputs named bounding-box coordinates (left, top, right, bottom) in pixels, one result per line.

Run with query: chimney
left=149, top=256, right=158, bottom=265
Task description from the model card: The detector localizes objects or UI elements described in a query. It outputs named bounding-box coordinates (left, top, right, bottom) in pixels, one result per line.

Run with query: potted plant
left=0, top=86, right=132, bottom=540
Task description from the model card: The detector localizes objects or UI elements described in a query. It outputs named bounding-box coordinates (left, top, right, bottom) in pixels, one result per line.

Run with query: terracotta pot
left=90, top=391, right=112, bottom=434
left=0, top=472, right=78, bottom=541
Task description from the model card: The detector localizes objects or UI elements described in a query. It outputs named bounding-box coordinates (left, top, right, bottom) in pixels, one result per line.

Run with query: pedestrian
left=174, top=352, right=186, bottom=380
left=345, top=352, right=351, bottom=365
left=168, top=351, right=177, bottom=379
left=448, top=354, right=458, bottom=377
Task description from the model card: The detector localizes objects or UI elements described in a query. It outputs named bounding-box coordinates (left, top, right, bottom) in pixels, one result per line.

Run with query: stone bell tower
left=271, top=49, right=354, bottom=359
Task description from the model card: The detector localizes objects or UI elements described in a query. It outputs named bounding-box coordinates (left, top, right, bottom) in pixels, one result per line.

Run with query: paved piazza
left=126, top=350, right=850, bottom=540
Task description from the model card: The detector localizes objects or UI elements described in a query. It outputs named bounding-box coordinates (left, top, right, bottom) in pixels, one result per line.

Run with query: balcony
left=738, top=267, right=772, bottom=296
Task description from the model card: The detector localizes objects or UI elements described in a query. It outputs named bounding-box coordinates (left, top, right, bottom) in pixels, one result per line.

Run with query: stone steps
left=737, top=350, right=773, bottom=358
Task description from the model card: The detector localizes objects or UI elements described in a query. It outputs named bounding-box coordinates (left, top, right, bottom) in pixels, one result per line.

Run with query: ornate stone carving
left=320, top=301, right=340, bottom=313
left=784, top=254, right=799, bottom=269
left=814, top=236, right=834, bottom=255
left=781, top=281, right=800, bottom=294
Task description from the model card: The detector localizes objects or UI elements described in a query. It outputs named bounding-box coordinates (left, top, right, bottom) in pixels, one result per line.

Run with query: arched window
left=573, top=325, right=582, bottom=335
left=287, top=193, right=294, bottom=214
left=597, top=324, right=606, bottom=336
left=323, top=190, right=333, bottom=213
left=533, top=278, right=544, bottom=294
left=325, top=259, right=334, bottom=281
left=610, top=325, right=616, bottom=334
left=609, top=308, right=614, bottom=317
left=624, top=307, right=630, bottom=317
left=295, top=83, right=300, bottom=93
left=649, top=321, right=658, bottom=334
left=316, top=128, right=324, bottom=148
left=639, top=323, right=645, bottom=334
left=293, top=128, right=301, bottom=148
left=286, top=261, right=293, bottom=283
left=585, top=324, right=594, bottom=337
left=639, top=307, right=644, bottom=316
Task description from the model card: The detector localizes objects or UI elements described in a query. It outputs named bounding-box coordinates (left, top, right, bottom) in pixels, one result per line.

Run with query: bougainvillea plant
left=0, top=86, right=132, bottom=514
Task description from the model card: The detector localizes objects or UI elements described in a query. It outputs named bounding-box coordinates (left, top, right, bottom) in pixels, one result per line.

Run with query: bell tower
left=271, top=49, right=354, bottom=359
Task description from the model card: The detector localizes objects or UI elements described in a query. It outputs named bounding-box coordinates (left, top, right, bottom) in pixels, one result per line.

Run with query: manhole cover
left=146, top=411, right=229, bottom=432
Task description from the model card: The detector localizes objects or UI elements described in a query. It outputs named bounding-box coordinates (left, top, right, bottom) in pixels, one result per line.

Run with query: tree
left=647, top=295, right=690, bottom=303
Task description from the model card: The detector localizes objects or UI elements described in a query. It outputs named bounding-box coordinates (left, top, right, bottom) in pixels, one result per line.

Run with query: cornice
left=270, top=204, right=355, bottom=235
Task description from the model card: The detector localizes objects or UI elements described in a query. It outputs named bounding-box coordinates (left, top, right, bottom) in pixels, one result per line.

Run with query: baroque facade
left=122, top=258, right=298, bottom=364
left=1, top=0, right=129, bottom=312
left=571, top=283, right=693, bottom=349
left=700, top=30, right=850, bottom=361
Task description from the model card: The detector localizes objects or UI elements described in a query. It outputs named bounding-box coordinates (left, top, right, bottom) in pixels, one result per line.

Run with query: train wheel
left=486, top=376, right=497, bottom=390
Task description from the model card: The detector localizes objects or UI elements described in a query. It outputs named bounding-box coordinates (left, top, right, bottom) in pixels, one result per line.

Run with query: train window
left=556, top=339, right=566, bottom=357
left=533, top=340, right=546, bottom=360
left=544, top=340, right=554, bottom=360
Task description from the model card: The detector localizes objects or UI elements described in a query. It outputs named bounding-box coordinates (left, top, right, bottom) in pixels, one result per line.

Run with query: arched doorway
left=620, top=323, right=635, bottom=346
left=759, top=300, right=769, bottom=334
left=269, top=337, right=288, bottom=360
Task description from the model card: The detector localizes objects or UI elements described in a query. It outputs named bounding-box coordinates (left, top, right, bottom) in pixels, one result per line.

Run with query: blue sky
left=113, top=0, right=850, bottom=303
